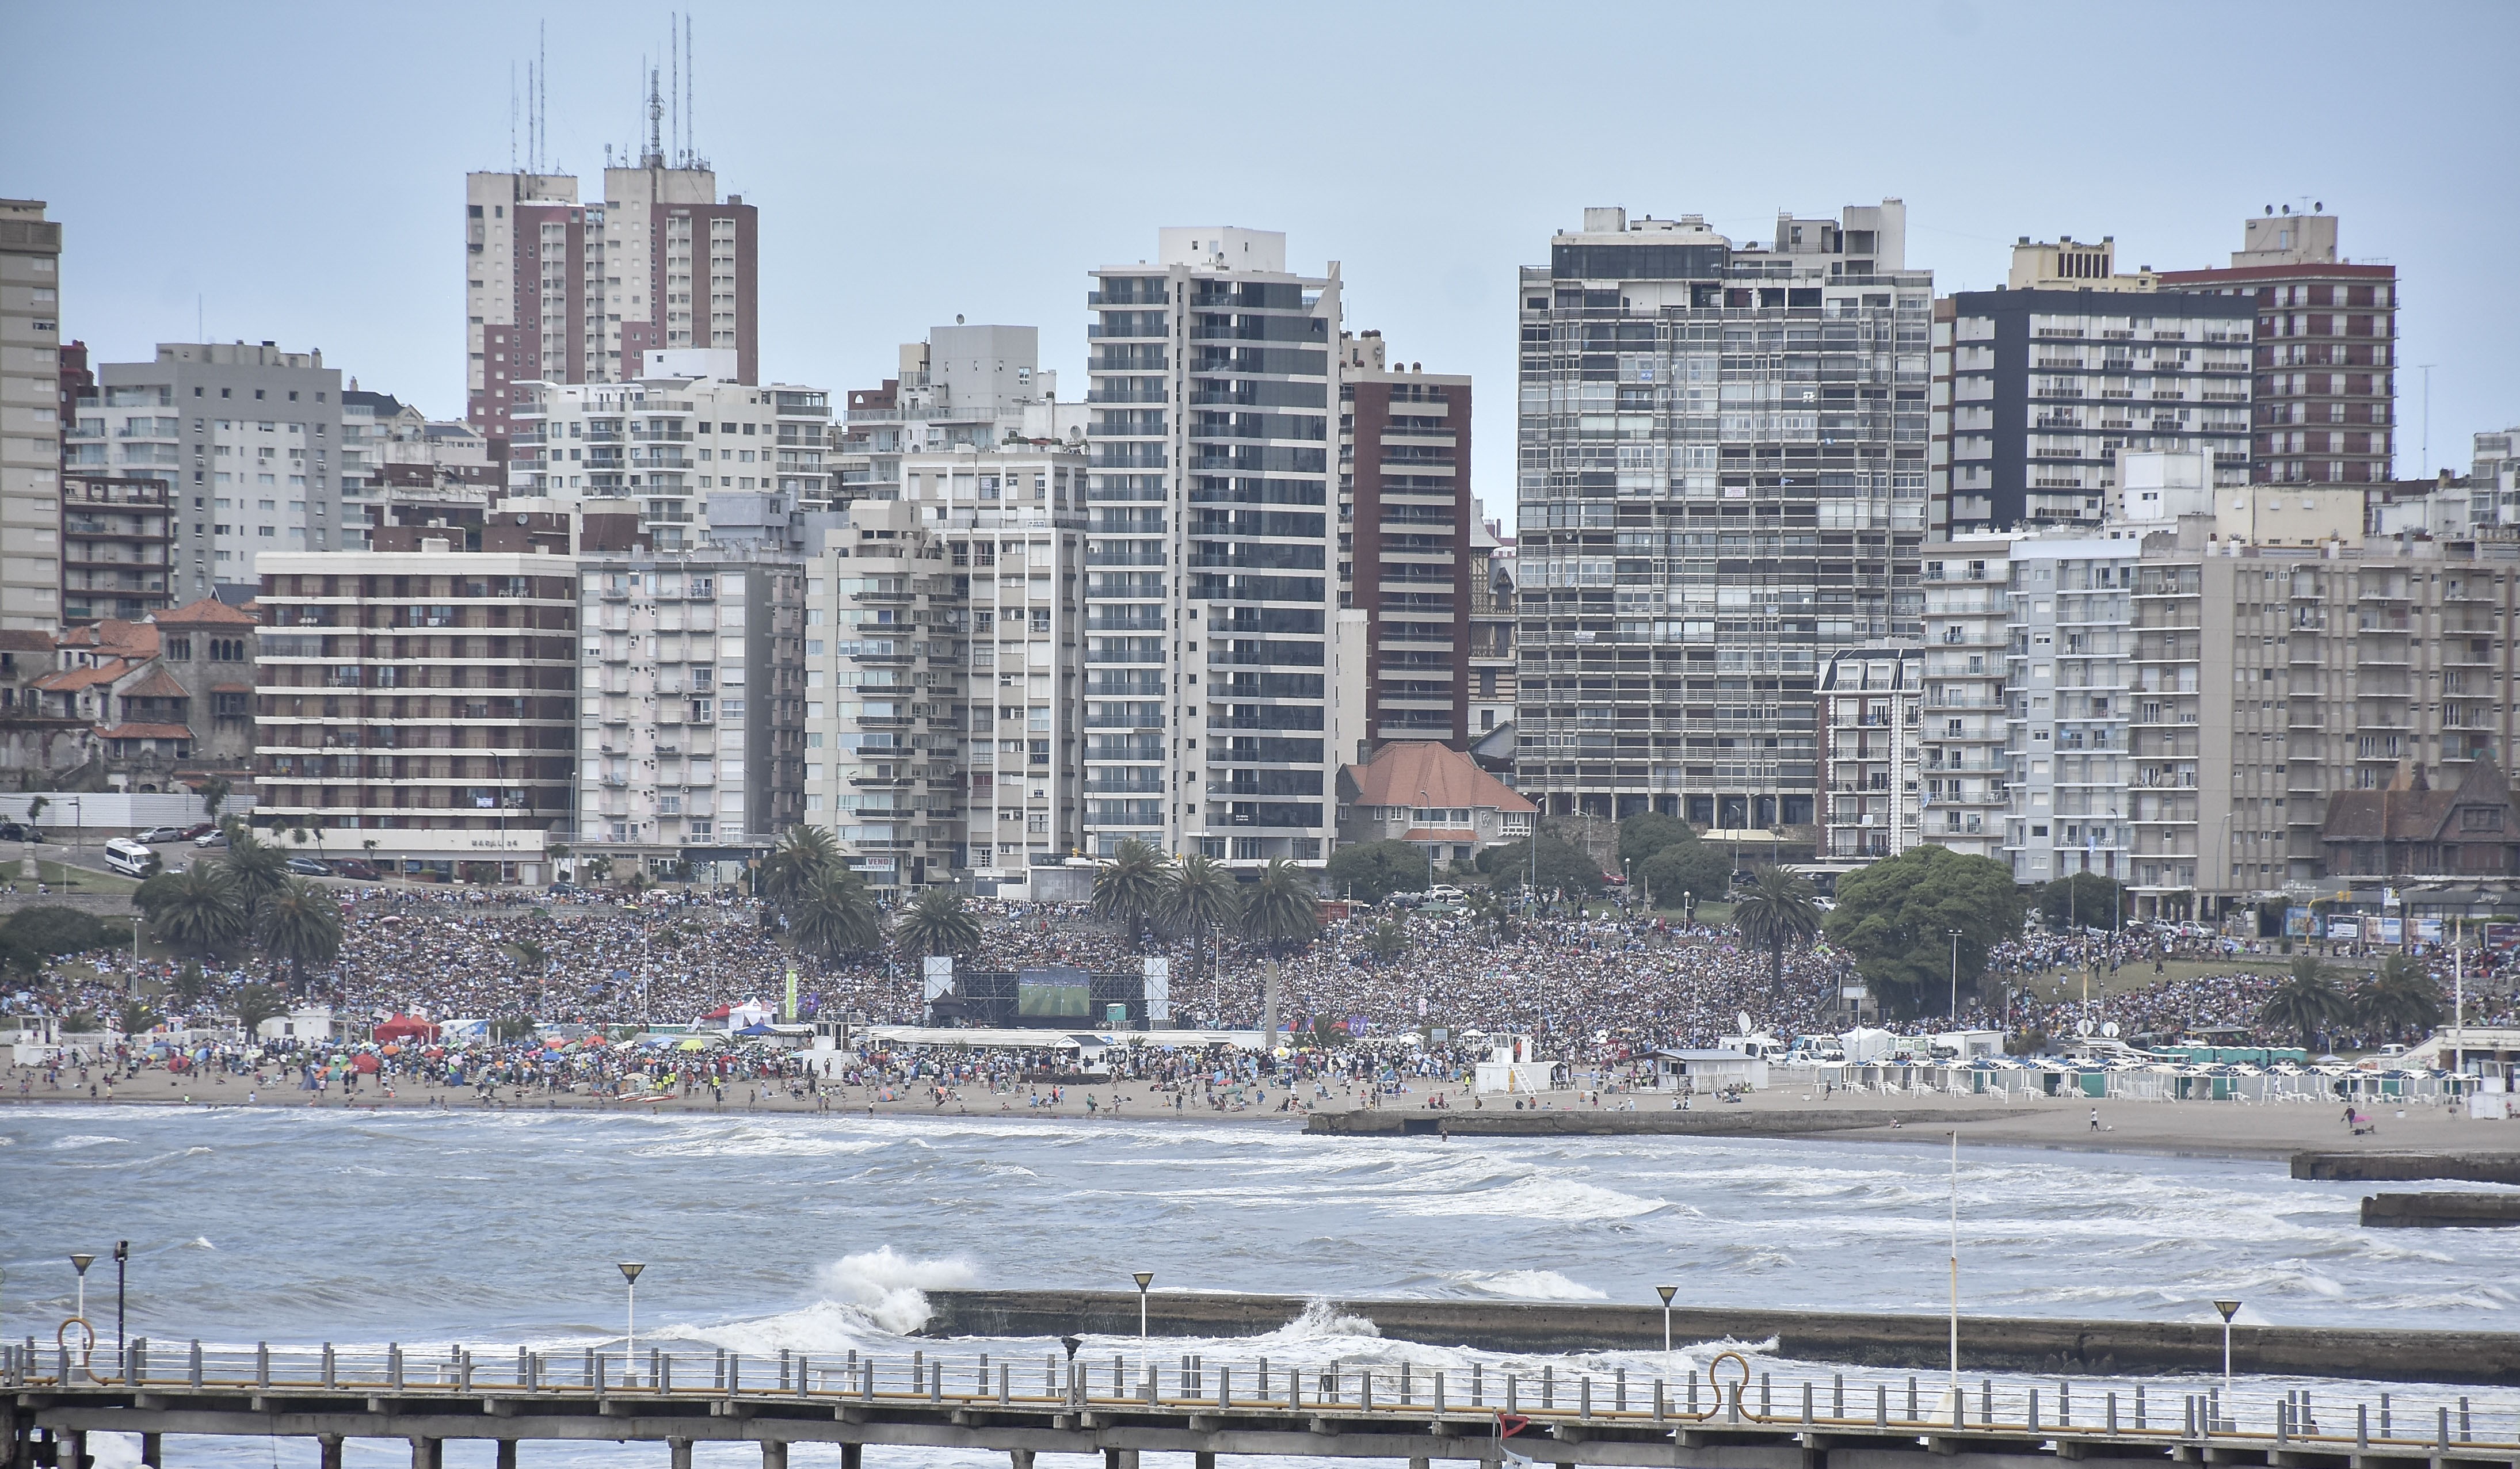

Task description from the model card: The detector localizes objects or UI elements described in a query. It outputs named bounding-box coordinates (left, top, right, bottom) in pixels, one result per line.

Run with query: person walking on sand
left=2088, top=1106, right=2100, bottom=1132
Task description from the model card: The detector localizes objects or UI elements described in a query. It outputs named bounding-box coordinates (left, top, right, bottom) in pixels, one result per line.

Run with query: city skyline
left=8, top=1, right=2518, bottom=529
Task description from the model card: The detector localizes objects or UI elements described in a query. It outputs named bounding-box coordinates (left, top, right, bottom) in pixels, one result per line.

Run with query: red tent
left=372, top=1014, right=440, bottom=1043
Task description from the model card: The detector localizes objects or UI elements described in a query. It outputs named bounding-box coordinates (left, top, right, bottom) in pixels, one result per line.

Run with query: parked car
left=0, top=821, right=41, bottom=843
left=330, top=858, right=382, bottom=880
left=284, top=856, right=334, bottom=877
left=104, top=837, right=159, bottom=877
left=178, top=822, right=215, bottom=840
left=192, top=830, right=230, bottom=849
left=134, top=826, right=188, bottom=844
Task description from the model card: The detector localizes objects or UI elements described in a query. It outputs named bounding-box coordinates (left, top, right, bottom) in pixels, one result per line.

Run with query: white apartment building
left=804, top=501, right=962, bottom=892
left=508, top=372, right=830, bottom=550
left=2475, top=427, right=2520, bottom=529
left=1084, top=228, right=1343, bottom=865
left=2002, top=538, right=2139, bottom=887
left=464, top=163, right=757, bottom=447
left=1, top=199, right=62, bottom=629
left=1917, top=537, right=2012, bottom=860
left=836, top=325, right=1085, bottom=508
left=575, top=552, right=806, bottom=880
left=76, top=344, right=346, bottom=599
left=1817, top=647, right=1923, bottom=860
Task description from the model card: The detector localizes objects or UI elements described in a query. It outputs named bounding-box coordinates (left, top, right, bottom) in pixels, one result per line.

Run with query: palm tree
left=895, top=887, right=982, bottom=958
left=1161, top=852, right=1242, bottom=989
left=138, top=863, right=246, bottom=958
left=196, top=774, right=231, bottom=826
left=2261, top=955, right=2349, bottom=1051
left=791, top=869, right=882, bottom=966
left=1733, top=865, right=1822, bottom=993
left=1238, top=857, right=1321, bottom=955
left=1091, top=838, right=1173, bottom=944
left=260, top=877, right=344, bottom=992
left=2354, top=955, right=2442, bottom=1042
left=1362, top=918, right=1409, bottom=963
left=223, top=830, right=288, bottom=929
left=119, top=999, right=161, bottom=1037
left=229, top=982, right=288, bottom=1040
left=762, top=825, right=841, bottom=911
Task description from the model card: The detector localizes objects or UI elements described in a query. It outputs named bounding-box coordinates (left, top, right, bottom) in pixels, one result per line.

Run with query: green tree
left=223, top=830, right=288, bottom=929
left=168, top=959, right=212, bottom=1008
left=1616, top=812, right=1696, bottom=867
left=2353, top=955, right=2442, bottom=1041
left=1733, top=865, right=1823, bottom=993
left=1475, top=831, right=1603, bottom=900
left=2037, top=872, right=2125, bottom=931
left=119, top=999, right=161, bottom=1037
left=260, top=877, right=344, bottom=991
left=490, top=1014, right=539, bottom=1043
left=1361, top=918, right=1410, bottom=962
left=135, top=865, right=247, bottom=959
left=1238, top=857, right=1321, bottom=954
left=1322, top=839, right=1432, bottom=905
left=1824, top=846, right=2026, bottom=1018
left=195, top=773, right=231, bottom=826
left=761, top=825, right=840, bottom=911
left=2261, top=956, right=2350, bottom=1051
left=1089, top=838, right=1172, bottom=941
left=791, top=868, right=882, bottom=965
left=2, top=905, right=121, bottom=957
left=1160, top=852, right=1242, bottom=995
left=229, top=982, right=289, bottom=1038
left=1638, top=840, right=1731, bottom=913
left=894, top=887, right=981, bottom=958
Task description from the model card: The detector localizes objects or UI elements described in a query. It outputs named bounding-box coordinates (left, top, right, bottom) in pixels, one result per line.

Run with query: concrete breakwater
left=1303, top=1108, right=1998, bottom=1138
left=920, top=1289, right=2520, bottom=1387
left=2361, top=1192, right=2520, bottom=1227
left=2293, top=1151, right=2520, bottom=1184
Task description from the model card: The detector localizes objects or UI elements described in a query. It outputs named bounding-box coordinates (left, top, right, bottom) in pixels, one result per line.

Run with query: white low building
left=1654, top=1048, right=1770, bottom=1092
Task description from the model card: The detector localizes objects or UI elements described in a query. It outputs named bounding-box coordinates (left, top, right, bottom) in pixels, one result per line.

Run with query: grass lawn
left=10, top=858, right=144, bottom=898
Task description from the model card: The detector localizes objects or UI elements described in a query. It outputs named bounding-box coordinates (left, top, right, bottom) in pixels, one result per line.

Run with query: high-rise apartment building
left=1083, top=228, right=1341, bottom=864
left=58, top=474, right=174, bottom=624
left=508, top=370, right=830, bottom=550
left=464, top=163, right=757, bottom=449
left=1931, top=241, right=2254, bottom=535
left=2159, top=212, right=2397, bottom=487
left=834, top=325, right=1082, bottom=509
left=575, top=551, right=806, bottom=879
left=2002, top=538, right=2139, bottom=887
left=1515, top=204, right=1930, bottom=831
left=78, top=344, right=345, bottom=600
left=253, top=549, right=579, bottom=884
left=1916, top=536, right=2014, bottom=861
left=1337, top=330, right=1472, bottom=750
left=1468, top=517, right=1517, bottom=743
left=2473, top=427, right=2520, bottom=529
left=1, top=200, right=63, bottom=629
left=1816, top=646, right=1923, bottom=860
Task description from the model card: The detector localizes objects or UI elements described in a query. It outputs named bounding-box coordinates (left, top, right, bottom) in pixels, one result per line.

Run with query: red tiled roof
left=154, top=596, right=260, bottom=628
left=119, top=665, right=191, bottom=700
left=0, top=629, right=53, bottom=653
left=86, top=619, right=161, bottom=659
left=94, top=723, right=194, bottom=741
left=1343, top=741, right=1535, bottom=813
left=32, top=661, right=134, bottom=693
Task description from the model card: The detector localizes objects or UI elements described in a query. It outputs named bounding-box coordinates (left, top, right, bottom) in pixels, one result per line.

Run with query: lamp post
left=1946, top=929, right=1962, bottom=1020
left=113, top=1241, right=128, bottom=1378
left=1132, top=1271, right=1153, bottom=1341
left=2212, top=1298, right=2240, bottom=1401
left=619, top=1262, right=645, bottom=1373
left=1946, top=1133, right=1960, bottom=1417
left=1654, top=1284, right=1676, bottom=1353
left=70, top=1253, right=93, bottom=1324
left=1682, top=891, right=1695, bottom=928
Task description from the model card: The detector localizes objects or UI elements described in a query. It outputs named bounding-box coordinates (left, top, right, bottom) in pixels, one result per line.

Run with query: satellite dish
left=1739, top=1012, right=1755, bottom=1034
left=2101, top=1022, right=2121, bottom=1038
left=2076, top=1019, right=2095, bottom=1037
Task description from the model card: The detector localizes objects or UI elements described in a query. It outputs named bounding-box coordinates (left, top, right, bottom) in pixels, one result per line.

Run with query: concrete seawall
left=2361, top=1191, right=2520, bottom=1227
left=2293, top=1151, right=2520, bottom=1184
left=1303, top=1108, right=1998, bottom=1138
left=921, top=1289, right=2520, bottom=1386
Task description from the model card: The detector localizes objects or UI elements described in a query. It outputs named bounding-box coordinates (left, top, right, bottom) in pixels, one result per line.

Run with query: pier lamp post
left=1133, top=1272, right=1153, bottom=1341
left=2212, top=1298, right=2240, bottom=1398
left=69, top=1254, right=93, bottom=1323
left=1946, top=929, right=1962, bottom=1020
left=1654, top=1284, right=1676, bottom=1353
left=113, top=1242, right=128, bottom=1377
left=619, top=1262, right=645, bottom=1372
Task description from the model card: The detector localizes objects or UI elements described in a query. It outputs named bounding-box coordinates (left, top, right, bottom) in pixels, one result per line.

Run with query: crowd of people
left=6, top=880, right=2517, bottom=1088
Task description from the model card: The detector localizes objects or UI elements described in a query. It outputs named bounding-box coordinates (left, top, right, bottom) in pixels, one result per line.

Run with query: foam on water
left=1452, top=1269, right=1608, bottom=1301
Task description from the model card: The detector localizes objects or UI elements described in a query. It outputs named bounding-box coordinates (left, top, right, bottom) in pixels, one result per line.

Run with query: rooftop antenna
left=645, top=63, right=664, bottom=167
left=509, top=63, right=518, bottom=171
left=669, top=16, right=680, bottom=169
left=685, top=12, right=695, bottom=168
left=537, top=20, right=548, bottom=174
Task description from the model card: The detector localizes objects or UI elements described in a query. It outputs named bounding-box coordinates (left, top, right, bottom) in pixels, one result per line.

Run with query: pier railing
left=8, top=1338, right=2517, bottom=1457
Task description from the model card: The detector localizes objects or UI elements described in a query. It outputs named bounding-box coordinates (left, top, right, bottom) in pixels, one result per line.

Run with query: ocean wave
left=1379, top=1174, right=1668, bottom=1223
left=817, top=1245, right=976, bottom=1334
left=49, top=1134, right=129, bottom=1150
left=1452, top=1269, right=1607, bottom=1302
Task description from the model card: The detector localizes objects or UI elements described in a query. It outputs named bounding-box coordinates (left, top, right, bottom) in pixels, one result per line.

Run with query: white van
left=102, top=837, right=158, bottom=877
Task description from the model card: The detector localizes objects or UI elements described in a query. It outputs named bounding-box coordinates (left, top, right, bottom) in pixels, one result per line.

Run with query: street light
left=1132, top=1271, right=1153, bottom=1341
left=1654, top=1284, right=1676, bottom=1353
left=619, top=1262, right=646, bottom=1374
left=69, top=1254, right=94, bottom=1325
left=113, top=1241, right=128, bottom=1378
left=2212, top=1298, right=2240, bottom=1401
left=1946, top=929, right=1963, bottom=1020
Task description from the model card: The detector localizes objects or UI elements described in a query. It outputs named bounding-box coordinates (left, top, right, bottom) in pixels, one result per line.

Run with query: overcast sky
left=11, top=1, right=2515, bottom=525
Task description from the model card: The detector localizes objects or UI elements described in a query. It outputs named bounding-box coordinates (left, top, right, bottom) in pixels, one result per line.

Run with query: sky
left=9, top=0, right=2517, bottom=528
